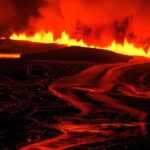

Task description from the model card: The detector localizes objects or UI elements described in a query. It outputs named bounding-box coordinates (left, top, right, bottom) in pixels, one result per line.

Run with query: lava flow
left=20, top=60, right=150, bottom=150
left=0, top=0, right=150, bottom=150
left=0, top=53, right=20, bottom=59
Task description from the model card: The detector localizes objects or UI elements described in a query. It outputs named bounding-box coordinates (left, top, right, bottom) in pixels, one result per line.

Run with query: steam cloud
left=0, top=0, right=149, bottom=49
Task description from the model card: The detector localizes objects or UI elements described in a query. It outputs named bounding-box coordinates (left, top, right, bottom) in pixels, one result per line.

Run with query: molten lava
left=10, top=30, right=150, bottom=58
left=0, top=53, right=20, bottom=59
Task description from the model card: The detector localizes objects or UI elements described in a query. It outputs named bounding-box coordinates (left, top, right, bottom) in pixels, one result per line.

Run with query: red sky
left=0, top=0, right=149, bottom=49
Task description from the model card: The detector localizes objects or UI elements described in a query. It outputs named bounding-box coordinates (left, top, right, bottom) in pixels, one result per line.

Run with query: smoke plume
left=0, top=0, right=149, bottom=48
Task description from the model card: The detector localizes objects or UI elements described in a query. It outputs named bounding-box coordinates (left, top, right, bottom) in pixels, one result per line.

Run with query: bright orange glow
left=0, top=53, right=20, bottom=59
left=10, top=30, right=150, bottom=58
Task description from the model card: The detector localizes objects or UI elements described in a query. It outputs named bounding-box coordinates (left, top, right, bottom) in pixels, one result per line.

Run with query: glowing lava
left=0, top=53, right=20, bottom=59
left=10, top=30, right=150, bottom=58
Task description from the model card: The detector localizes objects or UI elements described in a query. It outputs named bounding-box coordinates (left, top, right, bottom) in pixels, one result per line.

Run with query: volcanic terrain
left=0, top=39, right=150, bottom=150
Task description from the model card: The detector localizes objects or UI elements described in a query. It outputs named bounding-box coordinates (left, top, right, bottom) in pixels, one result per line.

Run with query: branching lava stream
left=20, top=59, right=150, bottom=150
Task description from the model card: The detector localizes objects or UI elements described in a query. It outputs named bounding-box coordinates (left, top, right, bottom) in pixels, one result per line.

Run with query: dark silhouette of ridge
left=22, top=46, right=132, bottom=63
left=0, top=39, right=132, bottom=63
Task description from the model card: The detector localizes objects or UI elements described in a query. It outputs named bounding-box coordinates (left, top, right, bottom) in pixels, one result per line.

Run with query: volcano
left=0, top=0, right=150, bottom=150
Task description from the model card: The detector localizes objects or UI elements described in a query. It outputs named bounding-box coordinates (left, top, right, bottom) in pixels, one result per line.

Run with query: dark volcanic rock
left=0, top=39, right=132, bottom=63
left=22, top=46, right=132, bottom=63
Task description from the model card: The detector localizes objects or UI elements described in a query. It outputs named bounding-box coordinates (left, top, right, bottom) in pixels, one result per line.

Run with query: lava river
left=21, top=59, right=150, bottom=150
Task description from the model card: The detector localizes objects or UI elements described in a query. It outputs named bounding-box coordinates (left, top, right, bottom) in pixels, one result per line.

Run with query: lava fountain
left=10, top=30, right=150, bottom=58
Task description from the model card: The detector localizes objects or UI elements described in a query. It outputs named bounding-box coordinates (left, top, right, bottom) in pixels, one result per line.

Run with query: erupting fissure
left=10, top=30, right=150, bottom=58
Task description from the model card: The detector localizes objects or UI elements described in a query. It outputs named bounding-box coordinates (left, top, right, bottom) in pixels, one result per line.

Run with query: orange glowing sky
left=0, top=0, right=149, bottom=57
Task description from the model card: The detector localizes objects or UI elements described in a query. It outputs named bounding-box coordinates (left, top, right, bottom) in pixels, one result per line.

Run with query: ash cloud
left=0, top=0, right=46, bottom=37
left=28, top=0, right=150, bottom=48
left=0, top=0, right=149, bottom=48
